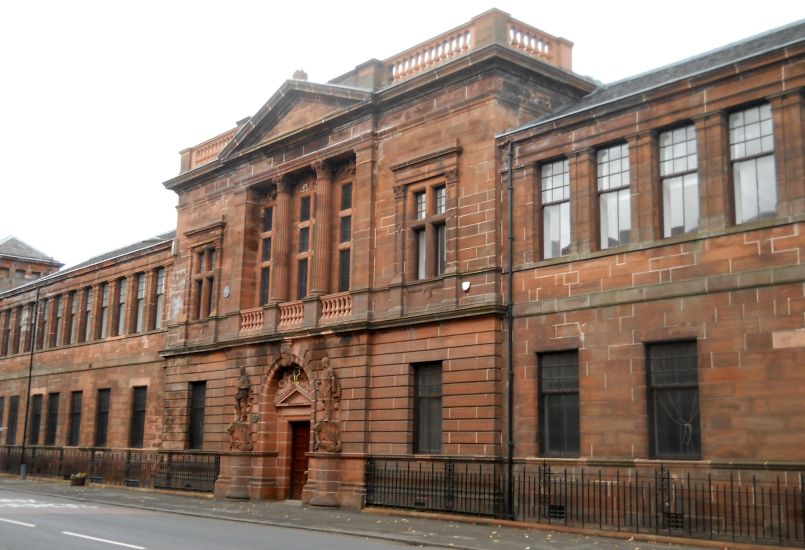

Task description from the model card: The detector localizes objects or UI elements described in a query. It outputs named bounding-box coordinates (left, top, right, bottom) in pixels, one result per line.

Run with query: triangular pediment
left=220, top=80, right=371, bottom=159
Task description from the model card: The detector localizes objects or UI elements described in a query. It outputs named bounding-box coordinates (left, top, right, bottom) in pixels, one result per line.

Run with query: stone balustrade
left=239, top=307, right=263, bottom=331
left=321, top=292, right=352, bottom=322
left=278, top=301, right=304, bottom=327
left=387, top=28, right=473, bottom=82
left=180, top=127, right=239, bottom=173
left=507, top=23, right=554, bottom=62
left=383, top=10, right=572, bottom=84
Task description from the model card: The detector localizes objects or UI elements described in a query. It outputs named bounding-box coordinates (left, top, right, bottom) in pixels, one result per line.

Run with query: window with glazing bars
left=337, top=182, right=353, bottom=292
left=193, top=246, right=216, bottom=319
left=659, top=125, right=699, bottom=237
left=100, top=283, right=110, bottom=338
left=116, top=278, right=127, bottom=335
left=134, top=273, right=146, bottom=333
left=45, top=392, right=59, bottom=446
left=539, top=350, right=580, bottom=457
left=730, top=103, right=777, bottom=224
left=258, top=206, right=273, bottom=306
left=37, top=300, right=49, bottom=350
left=0, top=397, right=4, bottom=440
left=597, top=143, right=631, bottom=249
left=68, top=391, right=82, bottom=446
left=647, top=341, right=701, bottom=459
left=130, top=386, right=147, bottom=448
left=82, top=287, right=94, bottom=342
left=1, top=310, right=9, bottom=356
left=413, top=363, right=442, bottom=454
left=95, top=388, right=111, bottom=448
left=188, top=381, right=206, bottom=449
left=541, top=159, right=571, bottom=259
left=68, top=291, right=78, bottom=344
left=153, top=267, right=166, bottom=329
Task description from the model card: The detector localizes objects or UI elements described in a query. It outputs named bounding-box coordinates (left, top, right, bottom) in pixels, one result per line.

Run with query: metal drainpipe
left=20, top=283, right=41, bottom=479
left=506, top=140, right=515, bottom=519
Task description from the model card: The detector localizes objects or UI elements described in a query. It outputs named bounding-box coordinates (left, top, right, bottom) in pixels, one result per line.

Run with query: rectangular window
left=415, top=191, right=426, bottom=219
left=54, top=297, right=63, bottom=347
left=338, top=249, right=350, bottom=293
left=7, top=396, right=19, bottom=444
left=116, top=278, right=128, bottom=335
left=539, top=351, right=580, bottom=457
left=262, top=237, right=272, bottom=261
left=413, top=363, right=442, bottom=454
left=340, top=216, right=351, bottom=243
left=341, top=183, right=353, bottom=210
left=436, top=224, right=446, bottom=275
left=296, top=258, right=308, bottom=300
left=130, top=386, right=147, bottom=448
left=435, top=186, right=446, bottom=214
left=28, top=394, right=43, bottom=445
left=598, top=143, right=631, bottom=249
left=188, top=381, right=206, bottom=450
left=260, top=267, right=271, bottom=306
left=299, top=226, right=310, bottom=252
left=23, top=304, right=33, bottom=353
left=82, top=287, right=94, bottom=342
left=193, top=246, right=216, bottom=320
left=38, top=300, right=49, bottom=350
left=730, top=103, right=777, bottom=224
left=300, top=196, right=311, bottom=221
left=415, top=229, right=426, bottom=280
left=95, top=388, right=111, bottom=448
left=0, top=397, right=4, bottom=440
left=153, top=268, right=166, bottom=330
left=68, top=291, right=79, bottom=344
left=45, top=392, right=59, bottom=446
left=660, top=125, right=699, bottom=237
left=13, top=306, right=24, bottom=354
left=647, top=341, right=701, bottom=459
left=1, top=310, right=10, bottom=356
left=263, top=207, right=274, bottom=232
left=541, top=159, right=571, bottom=259
left=100, top=283, right=110, bottom=338
left=134, top=273, right=146, bottom=333
left=68, top=391, right=82, bottom=446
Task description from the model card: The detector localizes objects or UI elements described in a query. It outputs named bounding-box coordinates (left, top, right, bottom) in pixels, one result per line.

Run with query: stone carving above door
left=275, top=366, right=312, bottom=407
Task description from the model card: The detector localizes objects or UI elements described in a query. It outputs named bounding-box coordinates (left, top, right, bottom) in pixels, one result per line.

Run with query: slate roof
left=500, top=19, right=805, bottom=137
left=64, top=230, right=176, bottom=272
left=0, top=235, right=60, bottom=265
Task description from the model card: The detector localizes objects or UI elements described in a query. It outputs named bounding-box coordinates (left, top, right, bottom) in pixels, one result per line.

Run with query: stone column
left=269, top=176, right=291, bottom=304
left=310, top=161, right=332, bottom=296
left=695, top=113, right=730, bottom=231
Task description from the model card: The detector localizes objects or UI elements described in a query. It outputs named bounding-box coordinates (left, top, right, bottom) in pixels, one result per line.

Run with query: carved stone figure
left=234, top=366, right=251, bottom=422
left=314, top=357, right=342, bottom=453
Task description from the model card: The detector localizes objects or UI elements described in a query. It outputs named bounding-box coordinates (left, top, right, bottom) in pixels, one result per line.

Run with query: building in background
left=1, top=9, right=803, bottom=543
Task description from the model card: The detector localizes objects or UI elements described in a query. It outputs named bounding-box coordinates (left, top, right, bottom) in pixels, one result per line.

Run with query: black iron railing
left=365, top=457, right=805, bottom=547
left=0, top=445, right=220, bottom=493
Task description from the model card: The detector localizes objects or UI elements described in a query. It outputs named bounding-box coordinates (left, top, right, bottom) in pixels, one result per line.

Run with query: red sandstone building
left=1, top=9, right=803, bottom=543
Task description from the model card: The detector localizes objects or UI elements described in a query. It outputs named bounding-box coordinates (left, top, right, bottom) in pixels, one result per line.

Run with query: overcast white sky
left=1, top=0, right=802, bottom=268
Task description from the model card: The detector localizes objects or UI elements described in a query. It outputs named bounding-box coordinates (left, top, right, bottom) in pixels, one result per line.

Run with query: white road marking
left=0, top=498, right=97, bottom=509
left=0, top=517, right=36, bottom=528
left=62, top=531, right=145, bottom=549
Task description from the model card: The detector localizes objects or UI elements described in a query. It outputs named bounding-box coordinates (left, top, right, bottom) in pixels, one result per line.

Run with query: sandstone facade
left=1, top=10, right=803, bottom=509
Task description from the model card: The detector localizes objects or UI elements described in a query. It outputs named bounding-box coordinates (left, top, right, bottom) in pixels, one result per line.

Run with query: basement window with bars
left=130, top=386, right=147, bottom=448
left=188, top=381, right=206, bottom=450
left=413, top=362, right=442, bottom=454
left=45, top=392, right=59, bottom=446
left=647, top=341, right=701, bottom=459
left=538, top=350, right=580, bottom=457
left=68, top=391, right=82, bottom=447
left=95, top=389, right=111, bottom=448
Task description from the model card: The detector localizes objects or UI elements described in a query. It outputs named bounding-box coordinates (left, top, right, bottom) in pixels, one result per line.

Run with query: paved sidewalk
left=0, top=475, right=701, bottom=550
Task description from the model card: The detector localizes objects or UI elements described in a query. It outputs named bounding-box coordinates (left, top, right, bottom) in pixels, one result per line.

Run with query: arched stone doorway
left=249, top=348, right=313, bottom=501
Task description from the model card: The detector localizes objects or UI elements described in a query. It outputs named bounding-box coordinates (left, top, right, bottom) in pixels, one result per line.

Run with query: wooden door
left=289, top=421, right=310, bottom=499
